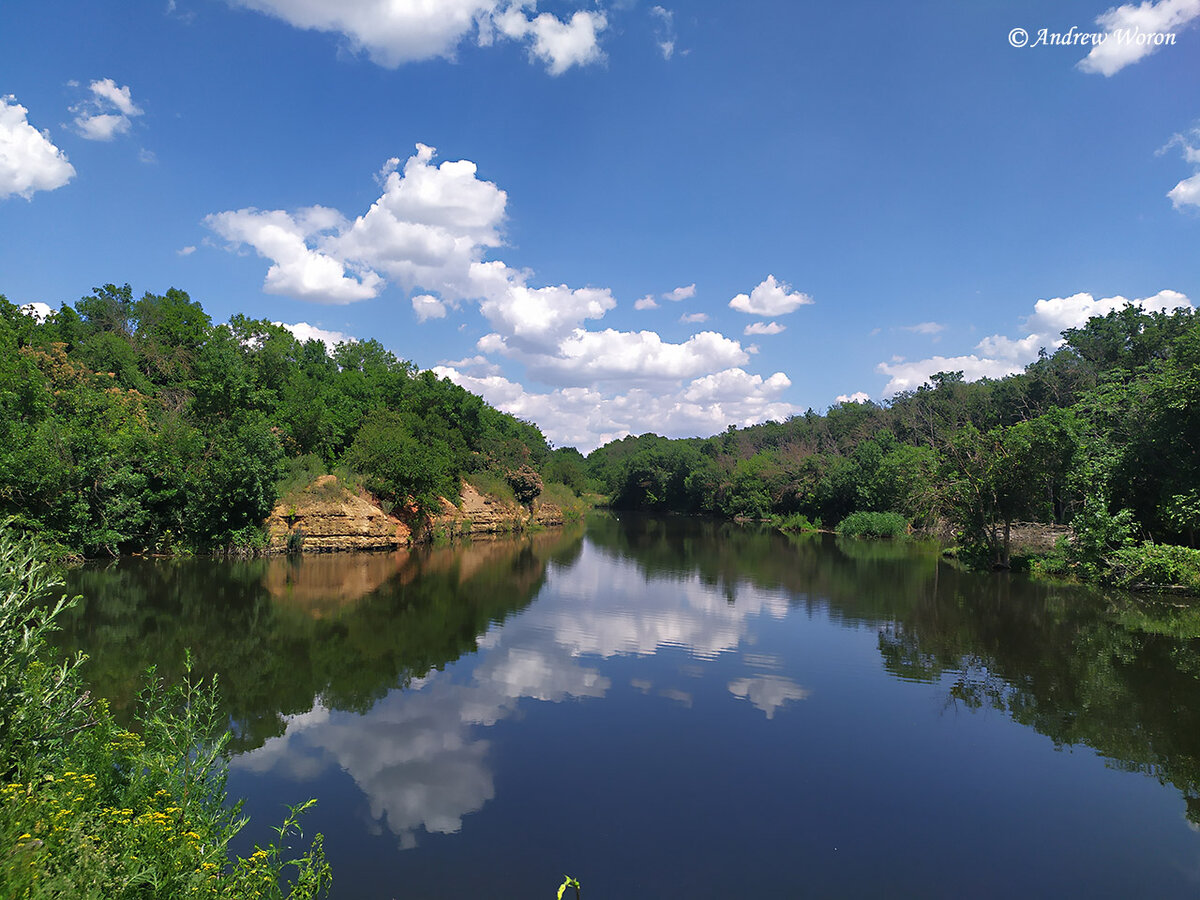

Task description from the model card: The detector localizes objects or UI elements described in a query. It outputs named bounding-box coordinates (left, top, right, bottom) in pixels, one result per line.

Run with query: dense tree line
left=585, top=304, right=1200, bottom=577
left=0, top=285, right=551, bottom=556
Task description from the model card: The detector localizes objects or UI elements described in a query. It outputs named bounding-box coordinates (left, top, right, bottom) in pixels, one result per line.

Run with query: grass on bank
left=835, top=511, right=909, bottom=539
left=0, top=519, right=331, bottom=899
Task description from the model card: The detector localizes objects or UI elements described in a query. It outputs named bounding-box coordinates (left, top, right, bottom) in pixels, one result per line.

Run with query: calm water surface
left=62, top=515, right=1200, bottom=898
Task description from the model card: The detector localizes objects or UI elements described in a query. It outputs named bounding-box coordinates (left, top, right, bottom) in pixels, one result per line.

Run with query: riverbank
left=263, top=476, right=572, bottom=554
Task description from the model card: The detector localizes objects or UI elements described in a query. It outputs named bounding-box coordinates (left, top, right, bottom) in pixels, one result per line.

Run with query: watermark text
left=1008, top=25, right=1177, bottom=49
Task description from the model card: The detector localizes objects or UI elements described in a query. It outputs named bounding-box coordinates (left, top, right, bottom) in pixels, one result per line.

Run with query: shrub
left=777, top=512, right=821, bottom=534
left=1066, top=498, right=1137, bottom=580
left=0, top=520, right=332, bottom=898
left=506, top=465, right=543, bottom=506
left=836, top=511, right=909, bottom=538
left=1106, top=542, right=1200, bottom=593
left=275, top=453, right=327, bottom=499
left=286, top=528, right=306, bottom=555
left=1029, top=537, right=1074, bottom=581
left=541, top=481, right=592, bottom=523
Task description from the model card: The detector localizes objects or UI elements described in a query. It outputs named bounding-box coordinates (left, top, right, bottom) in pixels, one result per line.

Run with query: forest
left=0, top=285, right=552, bottom=556
left=2, top=284, right=1198, bottom=591
left=571, top=301, right=1200, bottom=590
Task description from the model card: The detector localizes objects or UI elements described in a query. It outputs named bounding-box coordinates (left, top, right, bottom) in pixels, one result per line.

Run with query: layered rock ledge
left=265, top=476, right=563, bottom=553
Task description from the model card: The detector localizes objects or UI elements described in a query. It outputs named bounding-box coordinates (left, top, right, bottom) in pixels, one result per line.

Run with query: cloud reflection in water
left=232, top=540, right=808, bottom=847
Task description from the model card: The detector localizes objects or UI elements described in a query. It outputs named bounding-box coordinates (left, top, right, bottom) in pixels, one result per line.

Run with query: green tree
left=345, top=409, right=455, bottom=520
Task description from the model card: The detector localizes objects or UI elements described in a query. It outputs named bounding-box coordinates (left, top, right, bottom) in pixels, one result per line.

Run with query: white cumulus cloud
left=275, top=321, right=356, bottom=353
left=1078, top=0, right=1200, bottom=76
left=436, top=365, right=795, bottom=452
left=836, top=391, right=870, bottom=404
left=876, top=289, right=1193, bottom=394
left=72, top=78, right=144, bottom=141
left=20, top=302, right=54, bottom=322
left=729, top=274, right=814, bottom=316
left=1163, top=128, right=1200, bottom=209
left=206, top=206, right=383, bottom=303
left=634, top=294, right=658, bottom=310
left=492, top=5, right=607, bottom=75
left=412, top=294, right=448, bottom=321
left=231, top=0, right=606, bottom=74
left=210, top=143, right=798, bottom=449
left=680, top=312, right=708, bottom=324
left=744, top=321, right=785, bottom=336
left=662, top=283, right=695, bottom=302
left=0, top=96, right=76, bottom=200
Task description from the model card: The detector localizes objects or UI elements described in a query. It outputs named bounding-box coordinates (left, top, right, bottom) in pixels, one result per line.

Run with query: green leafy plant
left=836, top=511, right=908, bottom=539
left=0, top=520, right=333, bottom=898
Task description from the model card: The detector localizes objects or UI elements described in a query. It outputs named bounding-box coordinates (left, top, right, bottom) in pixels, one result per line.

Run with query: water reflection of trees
left=58, top=528, right=583, bottom=752
left=594, top=513, right=1200, bottom=825
left=60, top=515, right=1200, bottom=826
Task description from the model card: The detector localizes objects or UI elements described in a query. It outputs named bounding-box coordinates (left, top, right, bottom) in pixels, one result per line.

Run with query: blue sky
left=2, top=0, right=1198, bottom=450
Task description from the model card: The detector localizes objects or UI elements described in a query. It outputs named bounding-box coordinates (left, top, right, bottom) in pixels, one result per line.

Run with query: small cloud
left=662, top=283, right=696, bottom=302
left=71, top=78, right=144, bottom=142
left=901, top=321, right=945, bottom=335
left=492, top=6, right=608, bottom=75
left=650, top=5, right=679, bottom=60
left=1162, top=128, right=1200, bottom=210
left=20, top=302, right=54, bottom=323
left=729, top=274, right=813, bottom=316
left=138, top=148, right=157, bottom=164
left=166, top=0, right=196, bottom=22
left=412, top=293, right=448, bottom=322
left=1078, top=0, right=1200, bottom=76
left=836, top=391, right=870, bottom=404
left=680, top=312, right=708, bottom=324
left=744, top=321, right=785, bottom=336
left=634, top=294, right=658, bottom=310
left=177, top=245, right=196, bottom=256
left=442, top=354, right=502, bottom=376
left=274, top=321, right=355, bottom=354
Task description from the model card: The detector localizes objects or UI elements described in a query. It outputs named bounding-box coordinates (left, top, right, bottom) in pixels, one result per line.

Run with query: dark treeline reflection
left=58, top=527, right=584, bottom=752
left=590, top=514, right=1200, bottom=823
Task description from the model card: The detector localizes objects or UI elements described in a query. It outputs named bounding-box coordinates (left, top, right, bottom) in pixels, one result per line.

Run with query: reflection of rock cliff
left=261, top=527, right=576, bottom=612
left=266, top=477, right=563, bottom=553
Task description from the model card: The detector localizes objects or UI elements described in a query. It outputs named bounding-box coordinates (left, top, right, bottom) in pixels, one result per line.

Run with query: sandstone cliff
left=265, top=475, right=410, bottom=552
left=266, top=476, right=564, bottom=553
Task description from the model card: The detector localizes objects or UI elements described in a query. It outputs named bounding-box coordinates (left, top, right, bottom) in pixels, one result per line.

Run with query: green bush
left=506, top=465, right=544, bottom=507
left=1066, top=498, right=1137, bottom=580
left=1106, top=542, right=1200, bottom=592
left=1029, top=537, right=1075, bottom=581
left=776, top=512, right=821, bottom=534
left=835, top=511, right=908, bottom=538
left=541, top=482, right=592, bottom=523
left=0, top=521, right=332, bottom=898
left=275, top=453, right=327, bottom=499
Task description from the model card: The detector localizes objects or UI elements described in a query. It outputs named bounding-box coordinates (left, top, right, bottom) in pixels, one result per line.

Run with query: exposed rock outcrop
left=266, top=475, right=409, bottom=553
left=426, top=482, right=563, bottom=536
left=266, top=476, right=565, bottom=553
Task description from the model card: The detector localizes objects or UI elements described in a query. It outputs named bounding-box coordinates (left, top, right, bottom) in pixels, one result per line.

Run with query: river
left=61, top=514, right=1200, bottom=897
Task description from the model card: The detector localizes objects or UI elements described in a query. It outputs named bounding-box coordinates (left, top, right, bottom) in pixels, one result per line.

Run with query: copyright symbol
left=1008, top=27, right=1028, bottom=47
